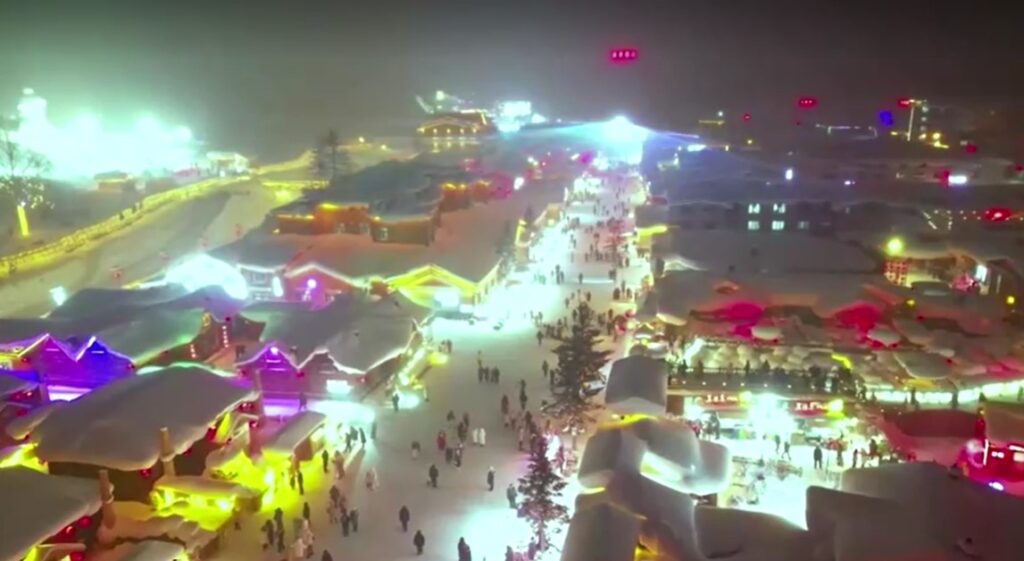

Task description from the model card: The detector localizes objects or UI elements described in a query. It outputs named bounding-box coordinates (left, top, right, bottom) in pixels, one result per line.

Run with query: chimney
left=250, top=369, right=266, bottom=420
left=158, top=427, right=175, bottom=477
left=98, top=469, right=116, bottom=529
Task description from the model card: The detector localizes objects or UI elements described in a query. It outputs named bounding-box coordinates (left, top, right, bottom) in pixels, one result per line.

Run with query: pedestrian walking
left=399, top=505, right=410, bottom=532
left=321, top=550, right=333, bottom=561
left=506, top=483, right=518, bottom=508
left=458, top=537, right=472, bottom=561
left=487, top=467, right=495, bottom=491
left=813, top=445, right=824, bottom=470
left=437, top=431, right=446, bottom=452
left=371, top=421, right=377, bottom=440
left=392, top=392, right=400, bottom=411
left=350, top=508, right=359, bottom=533
left=542, top=360, right=549, bottom=377
left=413, top=530, right=426, bottom=555
left=359, top=428, right=367, bottom=447
left=519, top=392, right=528, bottom=411
left=429, top=464, right=439, bottom=488
left=302, top=501, right=311, bottom=522
left=501, top=394, right=510, bottom=416
left=411, top=440, right=421, bottom=460
left=297, top=470, right=305, bottom=495
left=340, top=510, right=350, bottom=536
left=321, top=449, right=329, bottom=473
left=479, top=426, right=486, bottom=446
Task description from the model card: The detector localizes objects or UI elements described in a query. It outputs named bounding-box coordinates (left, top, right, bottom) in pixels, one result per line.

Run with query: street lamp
left=885, top=237, right=904, bottom=256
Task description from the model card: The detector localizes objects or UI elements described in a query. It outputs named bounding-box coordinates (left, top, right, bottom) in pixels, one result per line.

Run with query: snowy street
left=210, top=173, right=651, bottom=561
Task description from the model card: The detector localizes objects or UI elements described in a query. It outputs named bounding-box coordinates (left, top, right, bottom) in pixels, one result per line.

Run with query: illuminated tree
left=310, top=129, right=352, bottom=185
left=517, top=438, right=568, bottom=552
left=0, top=128, right=52, bottom=226
left=545, top=302, right=611, bottom=448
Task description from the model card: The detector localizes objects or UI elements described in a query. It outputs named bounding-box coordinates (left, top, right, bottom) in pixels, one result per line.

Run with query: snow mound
left=605, top=356, right=668, bottom=416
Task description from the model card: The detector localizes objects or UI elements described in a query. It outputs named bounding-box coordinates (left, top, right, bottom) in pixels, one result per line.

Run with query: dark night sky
left=1, top=1, right=1021, bottom=158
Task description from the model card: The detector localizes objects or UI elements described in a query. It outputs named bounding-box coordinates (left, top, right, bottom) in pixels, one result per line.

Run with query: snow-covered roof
left=653, top=229, right=878, bottom=274
left=219, top=183, right=563, bottom=283
left=893, top=350, right=954, bottom=380
left=605, top=356, right=668, bottom=416
left=0, top=371, right=35, bottom=397
left=0, top=286, right=244, bottom=354
left=94, top=309, right=207, bottom=363
left=263, top=411, right=327, bottom=457
left=239, top=294, right=424, bottom=372
left=87, top=540, right=184, bottom=561
left=30, top=365, right=256, bottom=470
left=305, top=160, right=466, bottom=219
left=0, top=467, right=101, bottom=561
left=648, top=269, right=883, bottom=322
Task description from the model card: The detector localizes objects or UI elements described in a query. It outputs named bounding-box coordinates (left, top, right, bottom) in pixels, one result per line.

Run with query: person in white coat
left=479, top=427, right=486, bottom=447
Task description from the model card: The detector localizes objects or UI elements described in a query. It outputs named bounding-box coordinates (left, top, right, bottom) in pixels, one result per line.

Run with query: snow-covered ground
left=210, top=173, right=650, bottom=561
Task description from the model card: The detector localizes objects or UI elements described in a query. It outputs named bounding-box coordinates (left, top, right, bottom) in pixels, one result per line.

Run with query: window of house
left=798, top=220, right=810, bottom=230
left=773, top=203, right=786, bottom=214
left=772, top=220, right=785, bottom=231
left=747, top=203, right=760, bottom=214
left=747, top=220, right=760, bottom=231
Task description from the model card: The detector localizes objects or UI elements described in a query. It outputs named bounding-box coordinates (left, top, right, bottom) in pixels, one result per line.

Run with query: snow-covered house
left=236, top=294, right=426, bottom=399
left=214, top=173, right=562, bottom=308
left=0, top=286, right=254, bottom=391
left=0, top=467, right=102, bottom=561
left=27, top=365, right=258, bottom=502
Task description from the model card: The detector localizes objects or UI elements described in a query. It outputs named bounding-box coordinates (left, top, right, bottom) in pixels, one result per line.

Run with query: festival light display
left=8, top=88, right=199, bottom=181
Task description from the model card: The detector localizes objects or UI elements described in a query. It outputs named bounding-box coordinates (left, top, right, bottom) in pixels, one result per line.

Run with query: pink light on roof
left=306, top=278, right=318, bottom=289
left=270, top=346, right=280, bottom=356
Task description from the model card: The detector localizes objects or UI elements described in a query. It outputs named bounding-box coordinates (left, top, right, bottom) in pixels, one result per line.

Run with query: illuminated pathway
left=210, top=173, right=651, bottom=561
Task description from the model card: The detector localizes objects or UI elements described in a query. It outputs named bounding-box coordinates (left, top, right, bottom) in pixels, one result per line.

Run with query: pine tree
left=310, top=129, right=353, bottom=186
left=545, top=302, right=611, bottom=448
left=517, top=437, right=568, bottom=551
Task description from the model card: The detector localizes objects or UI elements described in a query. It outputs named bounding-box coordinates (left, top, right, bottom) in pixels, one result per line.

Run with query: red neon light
left=897, top=98, right=911, bottom=109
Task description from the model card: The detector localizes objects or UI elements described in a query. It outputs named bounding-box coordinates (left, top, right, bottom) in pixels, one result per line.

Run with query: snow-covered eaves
left=86, top=540, right=184, bottom=561
left=0, top=467, right=101, bottom=561
left=30, top=365, right=256, bottom=470
left=239, top=294, right=423, bottom=371
left=0, top=371, right=36, bottom=398
left=263, top=411, right=327, bottom=458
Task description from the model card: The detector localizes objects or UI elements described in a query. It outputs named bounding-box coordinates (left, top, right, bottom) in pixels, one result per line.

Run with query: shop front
left=679, top=390, right=847, bottom=444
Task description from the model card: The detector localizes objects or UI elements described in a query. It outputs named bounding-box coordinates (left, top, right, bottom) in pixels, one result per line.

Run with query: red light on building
left=964, top=143, right=978, bottom=154
left=897, top=98, right=912, bottom=109
left=742, top=112, right=752, bottom=122
left=609, top=48, right=639, bottom=63
left=984, top=208, right=1013, bottom=222
left=797, top=97, right=818, bottom=109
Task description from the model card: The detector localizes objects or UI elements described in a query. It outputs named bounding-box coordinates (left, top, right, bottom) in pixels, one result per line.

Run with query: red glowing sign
left=609, top=48, right=639, bottom=63
left=797, top=97, right=818, bottom=109
left=897, top=98, right=912, bottom=109
left=964, top=143, right=978, bottom=154
left=984, top=208, right=1013, bottom=222
left=742, top=112, right=752, bottom=122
